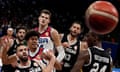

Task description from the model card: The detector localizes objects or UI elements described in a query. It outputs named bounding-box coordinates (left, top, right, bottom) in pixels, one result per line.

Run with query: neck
left=68, top=34, right=77, bottom=41
left=94, top=42, right=102, bottom=48
left=20, top=59, right=30, bottom=66
left=16, top=39, right=24, bottom=44
left=39, top=25, right=48, bottom=33
left=29, top=47, right=36, bottom=52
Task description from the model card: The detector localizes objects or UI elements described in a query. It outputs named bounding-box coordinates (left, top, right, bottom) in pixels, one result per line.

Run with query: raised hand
left=1, top=38, right=14, bottom=52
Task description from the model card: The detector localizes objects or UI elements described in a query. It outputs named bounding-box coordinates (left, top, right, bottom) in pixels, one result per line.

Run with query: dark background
left=0, top=0, right=120, bottom=42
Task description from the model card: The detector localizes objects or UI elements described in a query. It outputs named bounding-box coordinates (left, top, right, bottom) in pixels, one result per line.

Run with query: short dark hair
left=40, top=9, right=52, bottom=18
left=16, top=44, right=27, bottom=51
left=25, top=30, right=39, bottom=41
left=72, top=20, right=83, bottom=29
left=16, top=26, right=27, bottom=33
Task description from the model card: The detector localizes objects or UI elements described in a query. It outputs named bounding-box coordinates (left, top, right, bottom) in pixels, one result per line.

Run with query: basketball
left=85, top=1, right=119, bottom=35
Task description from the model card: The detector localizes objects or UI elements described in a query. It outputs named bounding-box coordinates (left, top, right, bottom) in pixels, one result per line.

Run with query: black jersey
left=82, top=46, right=111, bottom=72
left=1, top=39, right=26, bottom=72
left=61, top=33, right=80, bottom=72
left=15, top=60, right=42, bottom=72
left=7, top=39, right=18, bottom=56
left=8, top=39, right=26, bottom=56
left=1, top=64, right=16, bottom=72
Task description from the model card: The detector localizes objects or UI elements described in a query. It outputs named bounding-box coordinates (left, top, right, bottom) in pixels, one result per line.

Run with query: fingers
left=1, top=38, right=13, bottom=51
left=62, top=42, right=70, bottom=48
left=42, top=49, right=56, bottom=60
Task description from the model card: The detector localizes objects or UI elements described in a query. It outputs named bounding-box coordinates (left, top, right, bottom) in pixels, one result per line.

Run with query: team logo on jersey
left=45, top=32, right=49, bottom=36
left=74, top=46, right=77, bottom=50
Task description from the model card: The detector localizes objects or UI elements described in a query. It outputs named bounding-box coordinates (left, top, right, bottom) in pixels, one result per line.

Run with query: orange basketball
left=85, top=1, right=119, bottom=35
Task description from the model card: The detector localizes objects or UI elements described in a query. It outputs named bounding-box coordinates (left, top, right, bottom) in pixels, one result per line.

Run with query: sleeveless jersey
left=29, top=46, right=43, bottom=61
left=61, top=33, right=80, bottom=72
left=8, top=39, right=26, bottom=56
left=82, top=46, right=111, bottom=72
left=28, top=47, right=55, bottom=72
left=34, top=26, right=54, bottom=53
left=15, top=60, right=42, bottom=72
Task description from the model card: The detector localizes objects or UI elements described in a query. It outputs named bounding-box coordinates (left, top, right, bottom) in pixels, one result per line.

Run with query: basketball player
left=71, top=32, right=112, bottom=72
left=1, top=26, right=27, bottom=72
left=34, top=9, right=65, bottom=63
left=0, top=27, right=14, bottom=71
left=1, top=30, right=61, bottom=71
left=57, top=21, right=84, bottom=72
left=8, top=26, right=27, bottom=56
left=15, top=44, right=42, bottom=72
left=1, top=35, right=56, bottom=72
left=25, top=30, right=61, bottom=70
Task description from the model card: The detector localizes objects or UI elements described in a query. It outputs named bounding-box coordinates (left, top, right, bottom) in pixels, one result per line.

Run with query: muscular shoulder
left=50, top=28, right=59, bottom=39
left=51, top=28, right=59, bottom=34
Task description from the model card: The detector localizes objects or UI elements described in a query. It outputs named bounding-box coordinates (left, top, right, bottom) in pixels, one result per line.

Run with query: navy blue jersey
left=83, top=46, right=111, bottom=72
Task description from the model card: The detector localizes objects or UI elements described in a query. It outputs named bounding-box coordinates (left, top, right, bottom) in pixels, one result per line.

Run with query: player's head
left=38, top=9, right=51, bottom=26
left=69, top=21, right=83, bottom=37
left=25, top=30, right=39, bottom=50
left=83, top=32, right=101, bottom=47
left=7, top=27, right=14, bottom=36
left=16, top=44, right=28, bottom=62
left=16, top=26, right=27, bottom=41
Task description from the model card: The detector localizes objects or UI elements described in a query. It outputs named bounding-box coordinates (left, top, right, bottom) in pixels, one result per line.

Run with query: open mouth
left=23, top=53, right=28, bottom=57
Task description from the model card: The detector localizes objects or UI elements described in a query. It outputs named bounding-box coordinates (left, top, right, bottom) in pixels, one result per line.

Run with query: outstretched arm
left=1, top=38, right=17, bottom=65
left=51, top=28, right=65, bottom=70
left=51, top=28, right=65, bottom=62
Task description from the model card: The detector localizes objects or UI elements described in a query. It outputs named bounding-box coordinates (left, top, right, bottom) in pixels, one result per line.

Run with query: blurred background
left=0, top=0, right=120, bottom=41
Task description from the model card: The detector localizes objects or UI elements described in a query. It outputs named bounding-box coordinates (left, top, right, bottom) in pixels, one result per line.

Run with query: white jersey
left=34, top=26, right=54, bottom=52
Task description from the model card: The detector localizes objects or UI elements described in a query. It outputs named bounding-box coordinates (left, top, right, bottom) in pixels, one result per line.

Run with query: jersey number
left=64, top=54, right=71, bottom=61
left=90, top=63, right=107, bottom=72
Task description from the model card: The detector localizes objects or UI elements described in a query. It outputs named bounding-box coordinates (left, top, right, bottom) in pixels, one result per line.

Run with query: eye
left=41, top=16, right=44, bottom=18
left=19, top=49, right=23, bottom=52
left=45, top=17, right=48, bottom=19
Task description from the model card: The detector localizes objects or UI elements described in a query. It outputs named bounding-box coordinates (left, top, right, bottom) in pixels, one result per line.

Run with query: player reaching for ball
left=71, top=32, right=112, bottom=72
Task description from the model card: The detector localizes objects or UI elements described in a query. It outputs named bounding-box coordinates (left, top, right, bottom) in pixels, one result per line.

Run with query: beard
left=19, top=56, right=28, bottom=62
left=17, top=36, right=24, bottom=41
left=70, top=32, right=77, bottom=37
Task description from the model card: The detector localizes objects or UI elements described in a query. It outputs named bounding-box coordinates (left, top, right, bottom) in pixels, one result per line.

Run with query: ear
left=69, top=26, right=72, bottom=31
